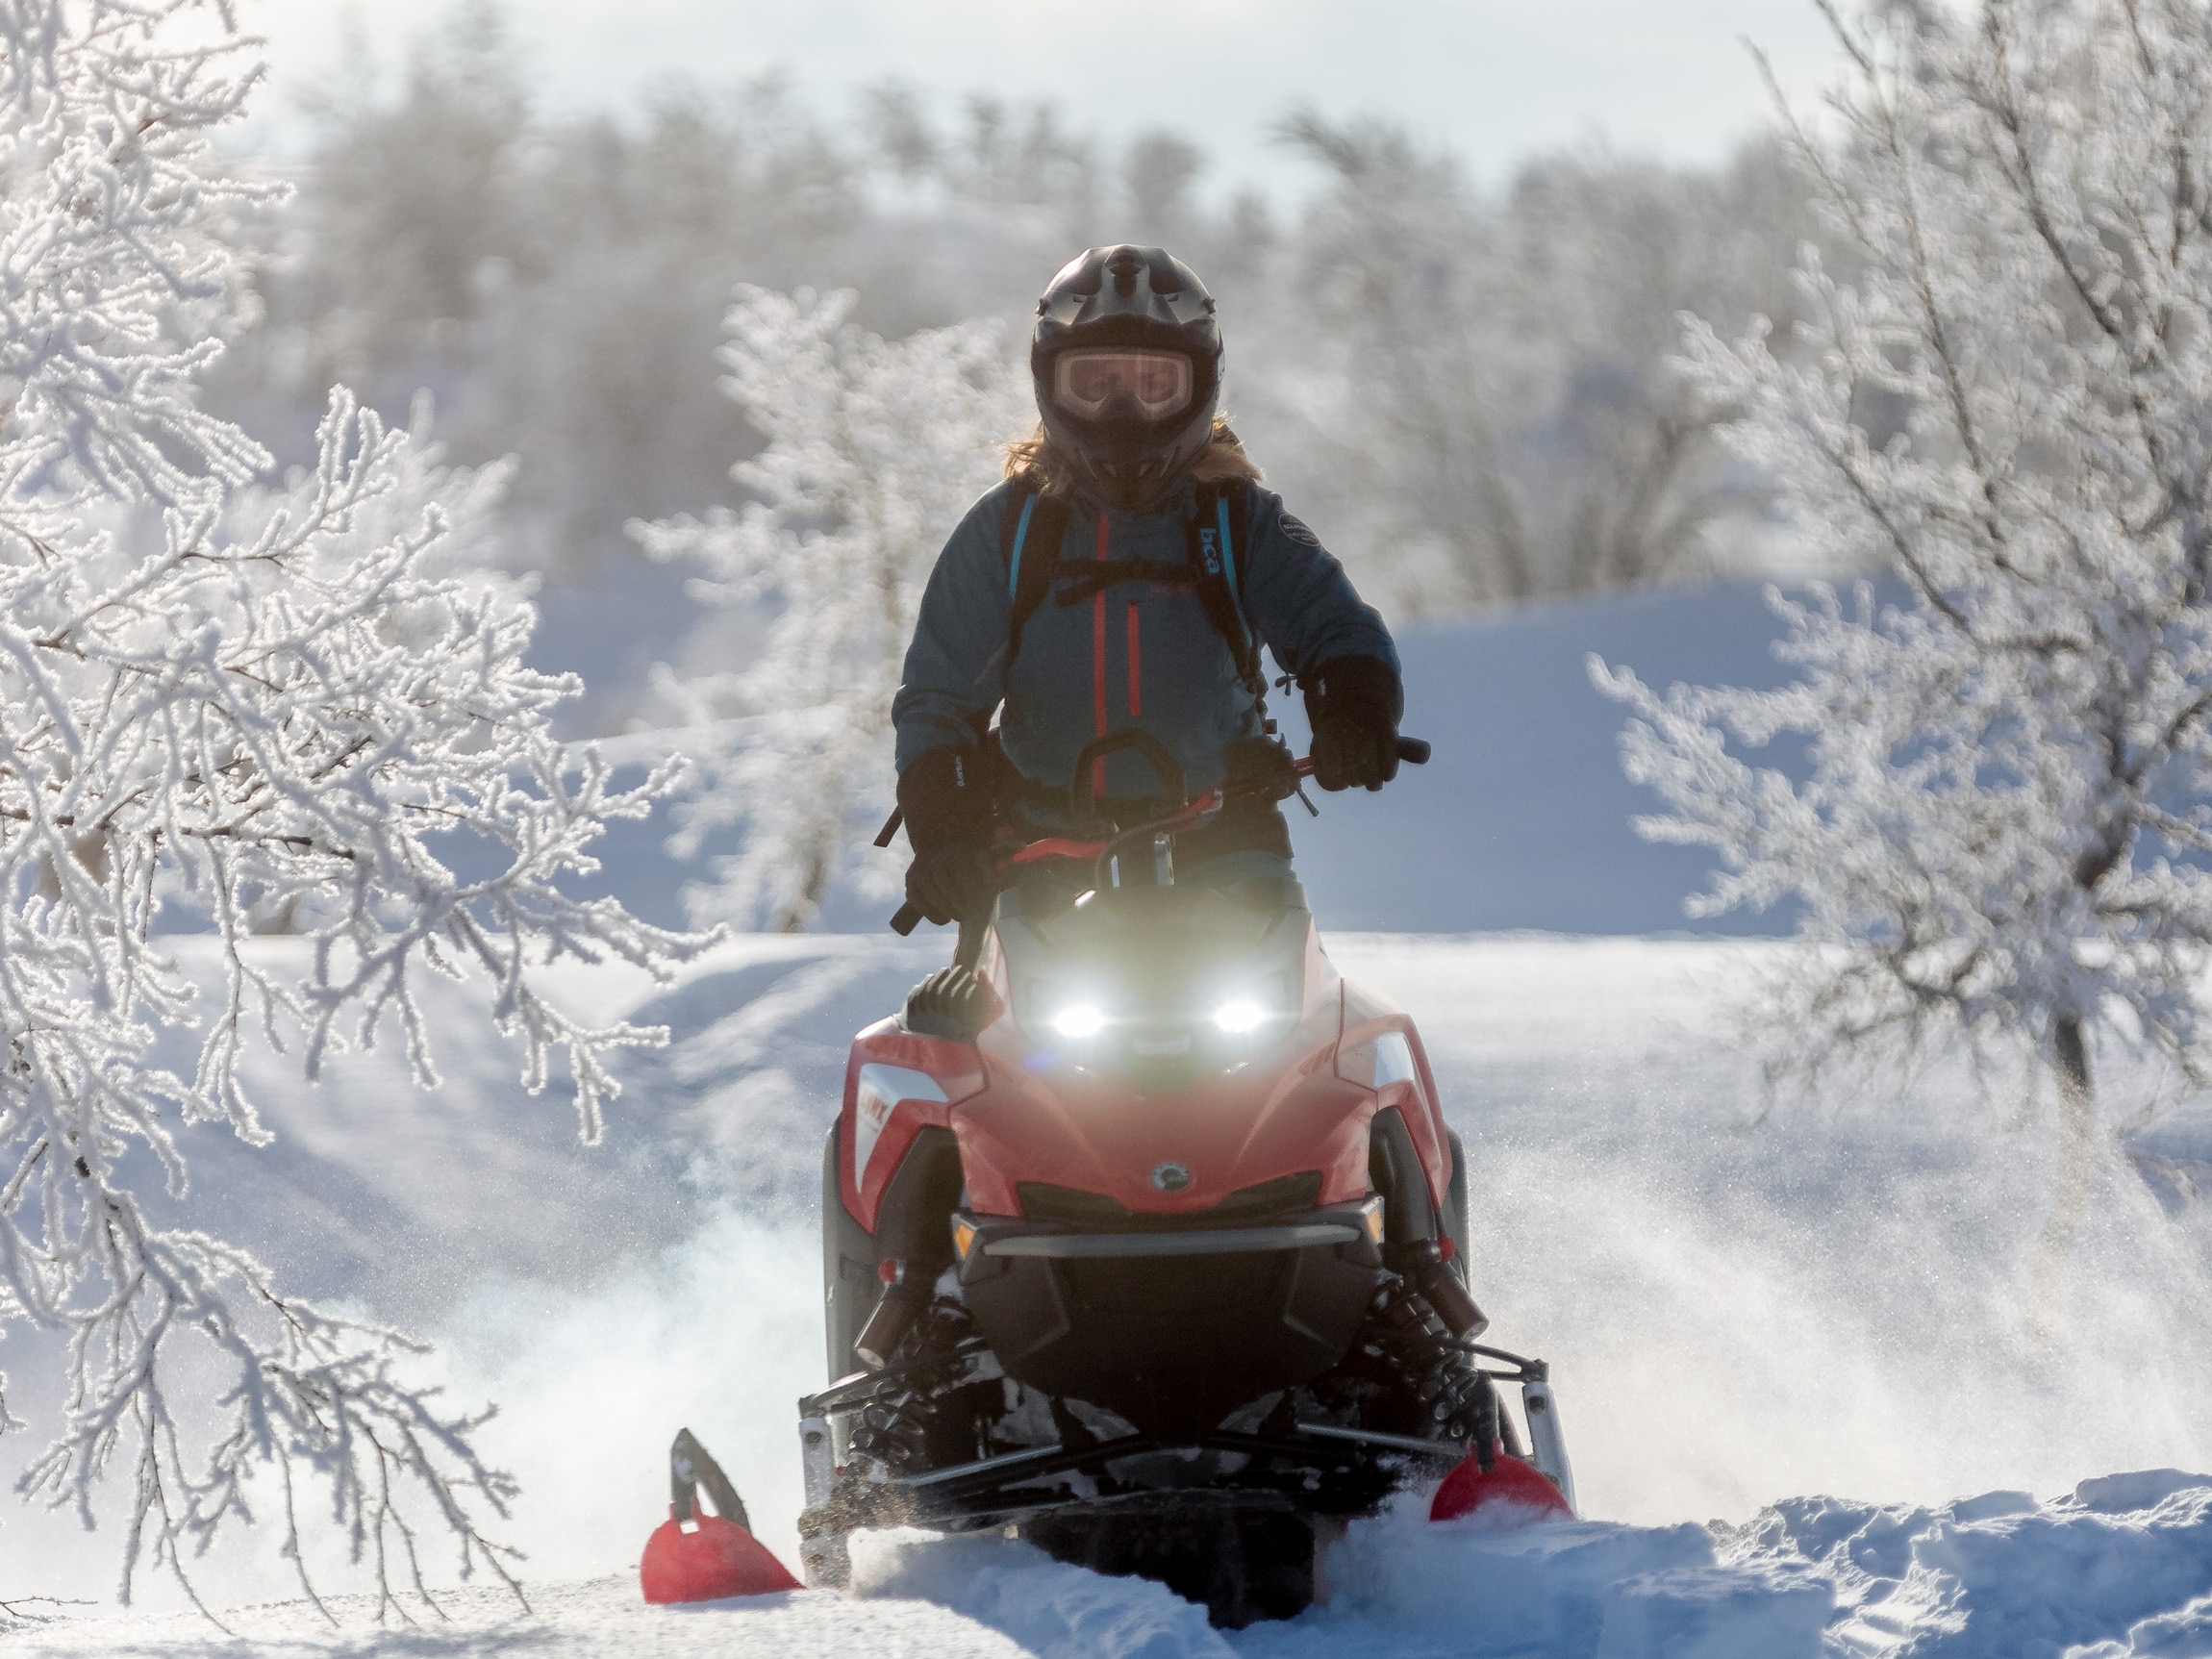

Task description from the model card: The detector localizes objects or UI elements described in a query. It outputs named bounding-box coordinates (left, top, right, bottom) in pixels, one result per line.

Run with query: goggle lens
left=1053, top=350, right=1194, bottom=421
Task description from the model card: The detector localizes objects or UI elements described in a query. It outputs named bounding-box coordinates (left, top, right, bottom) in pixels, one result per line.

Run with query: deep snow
left=5, top=923, right=2211, bottom=1656
left=9, top=1475, right=2212, bottom=1657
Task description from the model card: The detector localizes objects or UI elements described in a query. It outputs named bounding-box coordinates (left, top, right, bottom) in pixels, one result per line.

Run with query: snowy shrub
left=633, top=287, right=1028, bottom=931
left=1596, top=0, right=2212, bottom=1228
left=0, top=0, right=702, bottom=1610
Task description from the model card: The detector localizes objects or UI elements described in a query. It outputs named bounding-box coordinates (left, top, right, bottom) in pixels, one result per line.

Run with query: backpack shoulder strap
left=1189, top=480, right=1265, bottom=696
left=1001, top=484, right=1072, bottom=673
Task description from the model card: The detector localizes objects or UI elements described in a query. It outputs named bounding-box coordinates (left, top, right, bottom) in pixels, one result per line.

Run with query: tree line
left=208, top=0, right=1831, bottom=681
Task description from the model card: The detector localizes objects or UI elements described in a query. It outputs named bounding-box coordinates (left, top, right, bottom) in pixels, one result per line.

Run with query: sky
left=247, top=0, right=1848, bottom=201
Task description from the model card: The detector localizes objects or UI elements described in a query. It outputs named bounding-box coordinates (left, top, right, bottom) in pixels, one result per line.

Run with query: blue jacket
left=892, top=474, right=1398, bottom=816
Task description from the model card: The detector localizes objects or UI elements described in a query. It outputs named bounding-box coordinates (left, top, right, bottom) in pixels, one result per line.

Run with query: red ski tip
left=1429, top=1449, right=1576, bottom=1524
left=641, top=1510, right=801, bottom=1603
left=641, top=1428, right=801, bottom=1604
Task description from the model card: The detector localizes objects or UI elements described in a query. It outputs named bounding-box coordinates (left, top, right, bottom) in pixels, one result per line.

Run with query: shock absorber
left=845, top=1299, right=975, bottom=1474
left=1362, top=1274, right=1500, bottom=1467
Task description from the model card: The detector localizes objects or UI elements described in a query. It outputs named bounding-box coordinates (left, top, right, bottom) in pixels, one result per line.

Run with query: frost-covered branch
left=1597, top=0, right=2212, bottom=1131
left=0, top=0, right=711, bottom=1610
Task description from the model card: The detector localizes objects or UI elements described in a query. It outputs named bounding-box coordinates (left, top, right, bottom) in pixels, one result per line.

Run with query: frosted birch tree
left=633, top=287, right=1027, bottom=931
left=1596, top=0, right=2212, bottom=1246
left=1269, top=113, right=1805, bottom=613
left=0, top=0, right=699, bottom=1612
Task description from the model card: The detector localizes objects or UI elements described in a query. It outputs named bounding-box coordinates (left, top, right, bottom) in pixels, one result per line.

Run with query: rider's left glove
left=1305, top=656, right=1405, bottom=792
left=898, top=744, right=999, bottom=925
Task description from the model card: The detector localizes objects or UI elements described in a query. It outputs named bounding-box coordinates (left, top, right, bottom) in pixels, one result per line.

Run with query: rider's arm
left=892, top=488, right=1016, bottom=771
left=1239, top=492, right=1404, bottom=789
left=1235, top=490, right=1400, bottom=684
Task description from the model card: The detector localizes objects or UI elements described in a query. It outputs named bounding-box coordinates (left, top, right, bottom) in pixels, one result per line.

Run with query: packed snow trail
left=4, top=932, right=2210, bottom=1653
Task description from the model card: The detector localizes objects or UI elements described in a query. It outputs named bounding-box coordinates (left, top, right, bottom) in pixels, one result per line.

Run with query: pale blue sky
left=251, top=0, right=1847, bottom=199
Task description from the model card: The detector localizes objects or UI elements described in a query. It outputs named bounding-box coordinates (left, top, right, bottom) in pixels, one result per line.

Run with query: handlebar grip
left=1397, top=738, right=1431, bottom=765
left=890, top=900, right=923, bottom=936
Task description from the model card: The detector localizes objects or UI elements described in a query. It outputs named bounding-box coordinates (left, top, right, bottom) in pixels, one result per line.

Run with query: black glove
left=1305, top=656, right=1404, bottom=792
left=899, top=745, right=998, bottom=925
left=906, top=845, right=998, bottom=927
left=1221, top=735, right=1301, bottom=802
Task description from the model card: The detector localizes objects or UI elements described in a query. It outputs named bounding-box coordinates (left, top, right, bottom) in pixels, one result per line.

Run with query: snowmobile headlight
left=1211, top=999, right=1267, bottom=1034
left=1052, top=1003, right=1107, bottom=1040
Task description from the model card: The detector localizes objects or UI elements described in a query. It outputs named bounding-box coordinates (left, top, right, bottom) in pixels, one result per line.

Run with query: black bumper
left=953, top=1202, right=1385, bottom=1438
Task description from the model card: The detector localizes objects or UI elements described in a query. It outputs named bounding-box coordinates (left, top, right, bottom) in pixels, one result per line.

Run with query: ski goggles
left=1051, top=349, right=1194, bottom=421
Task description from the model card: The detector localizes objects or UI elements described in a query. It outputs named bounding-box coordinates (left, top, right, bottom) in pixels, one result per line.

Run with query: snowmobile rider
left=892, top=244, right=1404, bottom=926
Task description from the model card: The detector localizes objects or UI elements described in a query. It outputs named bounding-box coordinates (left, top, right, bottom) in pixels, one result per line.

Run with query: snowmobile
left=793, top=734, right=1575, bottom=1626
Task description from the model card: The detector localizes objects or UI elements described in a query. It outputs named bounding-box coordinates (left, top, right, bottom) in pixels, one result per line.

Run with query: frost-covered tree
left=633, top=288, right=1028, bottom=931
left=1596, top=0, right=2212, bottom=1237
left=0, top=0, right=698, bottom=1610
left=1263, top=112, right=1815, bottom=614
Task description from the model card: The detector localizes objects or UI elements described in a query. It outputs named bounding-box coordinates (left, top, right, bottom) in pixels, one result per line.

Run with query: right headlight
left=1051, top=1003, right=1107, bottom=1040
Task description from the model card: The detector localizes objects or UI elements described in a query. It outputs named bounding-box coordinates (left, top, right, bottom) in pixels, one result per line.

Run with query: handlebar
left=890, top=737, right=1429, bottom=937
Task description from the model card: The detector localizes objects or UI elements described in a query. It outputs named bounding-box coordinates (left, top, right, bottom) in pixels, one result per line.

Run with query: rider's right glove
left=1305, top=655, right=1405, bottom=792
left=898, top=744, right=999, bottom=924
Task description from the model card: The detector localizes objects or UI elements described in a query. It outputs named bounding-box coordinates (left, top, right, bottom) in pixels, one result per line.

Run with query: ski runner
left=892, top=243, right=1406, bottom=927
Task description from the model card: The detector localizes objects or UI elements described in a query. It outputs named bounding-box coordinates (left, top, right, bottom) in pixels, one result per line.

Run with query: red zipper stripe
left=1092, top=512, right=1110, bottom=799
left=1126, top=602, right=1142, bottom=716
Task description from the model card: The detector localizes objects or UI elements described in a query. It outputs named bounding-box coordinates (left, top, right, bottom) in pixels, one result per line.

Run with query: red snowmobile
left=794, top=736, right=1575, bottom=1625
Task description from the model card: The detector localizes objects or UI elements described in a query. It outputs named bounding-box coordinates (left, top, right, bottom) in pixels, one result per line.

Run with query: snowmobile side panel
left=840, top=1020, right=987, bottom=1231
left=1367, top=1106, right=1440, bottom=1245
left=1337, top=982, right=1451, bottom=1211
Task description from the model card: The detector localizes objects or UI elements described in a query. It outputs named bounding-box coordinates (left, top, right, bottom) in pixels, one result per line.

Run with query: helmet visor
left=1052, top=349, right=1194, bottom=422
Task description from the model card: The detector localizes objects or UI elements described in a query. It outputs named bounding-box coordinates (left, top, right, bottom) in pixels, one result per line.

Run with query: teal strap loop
left=1007, top=494, right=1039, bottom=600
left=1215, top=494, right=1249, bottom=644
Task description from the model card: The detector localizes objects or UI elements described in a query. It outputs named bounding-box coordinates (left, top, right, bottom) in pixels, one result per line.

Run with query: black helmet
left=1031, top=245, right=1221, bottom=512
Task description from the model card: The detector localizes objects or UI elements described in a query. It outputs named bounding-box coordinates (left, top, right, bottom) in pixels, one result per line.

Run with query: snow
left=13, top=1480, right=2212, bottom=1657
left=4, top=922, right=2210, bottom=1653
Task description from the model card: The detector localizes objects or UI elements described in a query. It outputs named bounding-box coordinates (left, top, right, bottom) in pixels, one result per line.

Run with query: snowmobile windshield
left=1051, top=350, right=1194, bottom=422
left=994, top=885, right=1313, bottom=1089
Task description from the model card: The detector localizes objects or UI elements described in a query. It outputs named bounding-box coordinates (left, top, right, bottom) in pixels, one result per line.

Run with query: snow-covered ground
left=5, top=929, right=2211, bottom=1656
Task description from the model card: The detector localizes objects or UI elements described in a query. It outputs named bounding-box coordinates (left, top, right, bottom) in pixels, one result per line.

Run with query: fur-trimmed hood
left=1002, top=415, right=1264, bottom=498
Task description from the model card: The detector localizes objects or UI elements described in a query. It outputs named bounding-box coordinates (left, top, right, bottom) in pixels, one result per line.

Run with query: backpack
left=874, top=480, right=1269, bottom=853
left=998, top=478, right=1266, bottom=699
